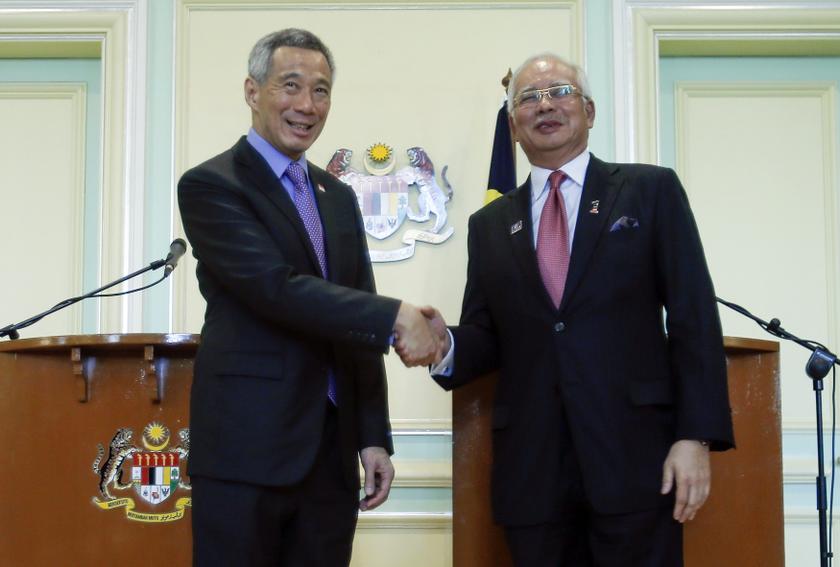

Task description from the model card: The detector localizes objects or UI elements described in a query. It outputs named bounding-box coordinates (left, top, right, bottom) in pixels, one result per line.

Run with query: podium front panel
left=452, top=337, right=784, bottom=567
left=0, top=334, right=198, bottom=565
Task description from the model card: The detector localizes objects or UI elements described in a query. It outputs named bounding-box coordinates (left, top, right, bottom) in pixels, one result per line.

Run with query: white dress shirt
left=431, top=149, right=591, bottom=377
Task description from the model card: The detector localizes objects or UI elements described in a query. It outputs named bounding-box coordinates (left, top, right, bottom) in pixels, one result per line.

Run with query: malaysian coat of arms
left=327, top=143, right=454, bottom=262
left=91, top=422, right=191, bottom=523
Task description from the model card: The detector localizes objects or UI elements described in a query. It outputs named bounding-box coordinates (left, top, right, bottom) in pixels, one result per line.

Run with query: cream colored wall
left=170, top=5, right=582, bottom=561
left=172, top=1, right=584, bottom=425
left=0, top=6, right=144, bottom=334
left=624, top=4, right=840, bottom=562
left=0, top=84, right=86, bottom=336
left=6, top=1, right=840, bottom=564
left=672, top=80, right=840, bottom=563
left=675, top=82, right=837, bottom=425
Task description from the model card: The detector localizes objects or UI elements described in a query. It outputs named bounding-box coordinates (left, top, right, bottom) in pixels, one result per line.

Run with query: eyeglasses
left=512, top=84, right=585, bottom=108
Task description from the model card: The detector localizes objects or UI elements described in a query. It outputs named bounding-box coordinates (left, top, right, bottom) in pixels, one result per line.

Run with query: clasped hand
left=393, top=303, right=449, bottom=367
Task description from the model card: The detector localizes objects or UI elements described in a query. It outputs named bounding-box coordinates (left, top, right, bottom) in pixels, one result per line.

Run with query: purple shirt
left=246, top=128, right=320, bottom=212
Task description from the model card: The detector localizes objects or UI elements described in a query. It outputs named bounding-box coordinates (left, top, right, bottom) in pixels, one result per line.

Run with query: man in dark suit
left=178, top=29, right=438, bottom=567
left=415, top=54, right=735, bottom=566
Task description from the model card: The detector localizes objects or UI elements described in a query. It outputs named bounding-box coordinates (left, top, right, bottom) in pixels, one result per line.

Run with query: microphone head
left=164, top=238, right=188, bottom=277
left=171, top=238, right=187, bottom=255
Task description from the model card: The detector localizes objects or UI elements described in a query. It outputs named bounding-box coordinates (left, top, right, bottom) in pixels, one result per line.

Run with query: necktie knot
left=549, top=170, right=566, bottom=192
left=286, top=161, right=308, bottom=192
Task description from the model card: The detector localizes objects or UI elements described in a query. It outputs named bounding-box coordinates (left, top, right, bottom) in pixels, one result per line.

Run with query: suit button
left=554, top=322, right=566, bottom=333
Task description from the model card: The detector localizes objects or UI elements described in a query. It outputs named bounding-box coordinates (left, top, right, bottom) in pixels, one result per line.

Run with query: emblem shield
left=131, top=452, right=180, bottom=505
left=353, top=175, right=409, bottom=240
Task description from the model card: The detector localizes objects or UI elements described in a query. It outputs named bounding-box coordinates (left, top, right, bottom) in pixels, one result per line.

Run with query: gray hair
left=248, top=28, right=335, bottom=84
left=506, top=53, right=592, bottom=112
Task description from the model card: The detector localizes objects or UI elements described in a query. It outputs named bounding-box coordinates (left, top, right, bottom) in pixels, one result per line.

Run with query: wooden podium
left=452, top=337, right=784, bottom=566
left=0, top=334, right=199, bottom=566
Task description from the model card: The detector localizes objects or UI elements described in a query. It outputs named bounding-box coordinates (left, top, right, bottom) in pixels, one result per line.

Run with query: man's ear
left=508, top=112, right=519, bottom=143
left=244, top=77, right=259, bottom=110
left=585, top=98, right=596, bottom=128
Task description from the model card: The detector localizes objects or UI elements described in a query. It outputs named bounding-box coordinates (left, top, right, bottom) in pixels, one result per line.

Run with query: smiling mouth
left=288, top=120, right=314, bottom=132
left=536, top=120, right=564, bottom=132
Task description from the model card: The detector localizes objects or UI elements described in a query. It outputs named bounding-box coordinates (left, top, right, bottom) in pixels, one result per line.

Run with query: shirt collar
left=246, top=128, right=309, bottom=180
left=530, top=148, right=591, bottom=204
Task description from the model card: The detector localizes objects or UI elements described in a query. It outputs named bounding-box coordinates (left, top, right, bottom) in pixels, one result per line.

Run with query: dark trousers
left=505, top=505, right=683, bottom=567
left=191, top=406, right=358, bottom=567
left=504, top=401, right=683, bottom=567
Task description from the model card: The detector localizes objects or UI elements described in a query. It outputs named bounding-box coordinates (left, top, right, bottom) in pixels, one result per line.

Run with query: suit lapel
left=233, top=138, right=324, bottom=276
left=559, top=156, right=622, bottom=311
left=505, top=178, right=559, bottom=311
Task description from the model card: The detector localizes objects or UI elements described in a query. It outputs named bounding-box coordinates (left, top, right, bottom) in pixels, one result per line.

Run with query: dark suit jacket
left=178, top=137, right=401, bottom=490
left=436, top=155, right=734, bottom=525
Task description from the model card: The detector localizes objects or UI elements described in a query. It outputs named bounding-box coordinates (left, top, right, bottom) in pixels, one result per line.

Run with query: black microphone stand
left=0, top=258, right=169, bottom=341
left=717, top=297, right=838, bottom=567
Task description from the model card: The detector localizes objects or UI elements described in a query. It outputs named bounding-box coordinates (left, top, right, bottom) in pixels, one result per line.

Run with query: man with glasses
left=415, top=53, right=734, bottom=566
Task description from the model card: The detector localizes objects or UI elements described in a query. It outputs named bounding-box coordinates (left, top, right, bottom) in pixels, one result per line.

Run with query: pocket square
left=610, top=216, right=639, bottom=232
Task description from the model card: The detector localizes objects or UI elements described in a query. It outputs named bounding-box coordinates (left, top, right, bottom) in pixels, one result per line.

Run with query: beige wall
left=676, top=83, right=838, bottom=426
left=0, top=84, right=86, bottom=336
left=3, top=1, right=840, bottom=565
left=172, top=1, right=584, bottom=424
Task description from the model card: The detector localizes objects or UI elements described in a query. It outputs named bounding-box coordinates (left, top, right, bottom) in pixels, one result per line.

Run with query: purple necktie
left=286, top=161, right=328, bottom=279
left=536, top=170, right=570, bottom=308
left=285, top=161, right=336, bottom=405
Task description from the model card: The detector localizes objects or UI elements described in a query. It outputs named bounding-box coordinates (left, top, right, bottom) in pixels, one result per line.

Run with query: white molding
left=674, top=81, right=839, bottom=396
left=356, top=511, right=451, bottom=530
left=361, top=460, right=451, bottom=488
left=612, top=0, right=634, bottom=161
left=618, top=0, right=840, bottom=164
left=178, top=0, right=577, bottom=11
left=0, top=82, right=87, bottom=333
left=167, top=0, right=178, bottom=331
left=0, top=2, right=145, bottom=333
left=785, top=507, right=840, bottom=525
left=122, top=0, right=147, bottom=332
left=391, top=419, right=453, bottom=433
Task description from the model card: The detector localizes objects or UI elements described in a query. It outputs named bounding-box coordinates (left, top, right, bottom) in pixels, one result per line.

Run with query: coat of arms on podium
left=327, top=143, right=454, bottom=262
left=91, top=422, right=191, bottom=523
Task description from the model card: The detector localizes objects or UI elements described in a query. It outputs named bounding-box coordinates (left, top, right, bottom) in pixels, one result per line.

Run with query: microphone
left=164, top=238, right=187, bottom=277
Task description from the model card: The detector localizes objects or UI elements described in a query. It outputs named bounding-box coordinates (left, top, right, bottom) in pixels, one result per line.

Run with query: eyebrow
left=277, top=71, right=331, bottom=88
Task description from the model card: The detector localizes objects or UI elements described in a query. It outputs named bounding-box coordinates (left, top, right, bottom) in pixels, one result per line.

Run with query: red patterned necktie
left=536, top=170, right=570, bottom=308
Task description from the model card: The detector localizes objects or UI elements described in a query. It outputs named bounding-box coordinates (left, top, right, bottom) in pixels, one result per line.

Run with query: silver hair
left=248, top=28, right=335, bottom=84
left=506, top=53, right=592, bottom=112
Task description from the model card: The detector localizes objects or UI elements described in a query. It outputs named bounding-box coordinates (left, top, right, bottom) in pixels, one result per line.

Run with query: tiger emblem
left=326, top=148, right=362, bottom=187
left=92, top=428, right=138, bottom=500
left=174, top=428, right=192, bottom=490
left=395, top=147, right=452, bottom=233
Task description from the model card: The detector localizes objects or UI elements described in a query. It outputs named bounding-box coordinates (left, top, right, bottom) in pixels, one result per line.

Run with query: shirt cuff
left=430, top=329, right=455, bottom=377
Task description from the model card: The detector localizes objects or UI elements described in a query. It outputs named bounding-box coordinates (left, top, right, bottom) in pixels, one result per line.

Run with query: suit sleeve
left=654, top=169, right=734, bottom=450
left=433, top=213, right=501, bottom=390
left=178, top=167, right=401, bottom=352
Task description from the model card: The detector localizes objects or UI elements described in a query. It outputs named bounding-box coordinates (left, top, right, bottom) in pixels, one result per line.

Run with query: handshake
left=392, top=303, right=451, bottom=367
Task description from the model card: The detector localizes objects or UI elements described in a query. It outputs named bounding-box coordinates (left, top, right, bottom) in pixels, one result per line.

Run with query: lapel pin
left=589, top=200, right=600, bottom=214
left=317, top=183, right=326, bottom=193
left=510, top=220, right=523, bottom=235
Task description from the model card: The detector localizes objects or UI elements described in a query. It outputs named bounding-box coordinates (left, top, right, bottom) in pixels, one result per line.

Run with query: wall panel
left=0, top=83, right=86, bottom=336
